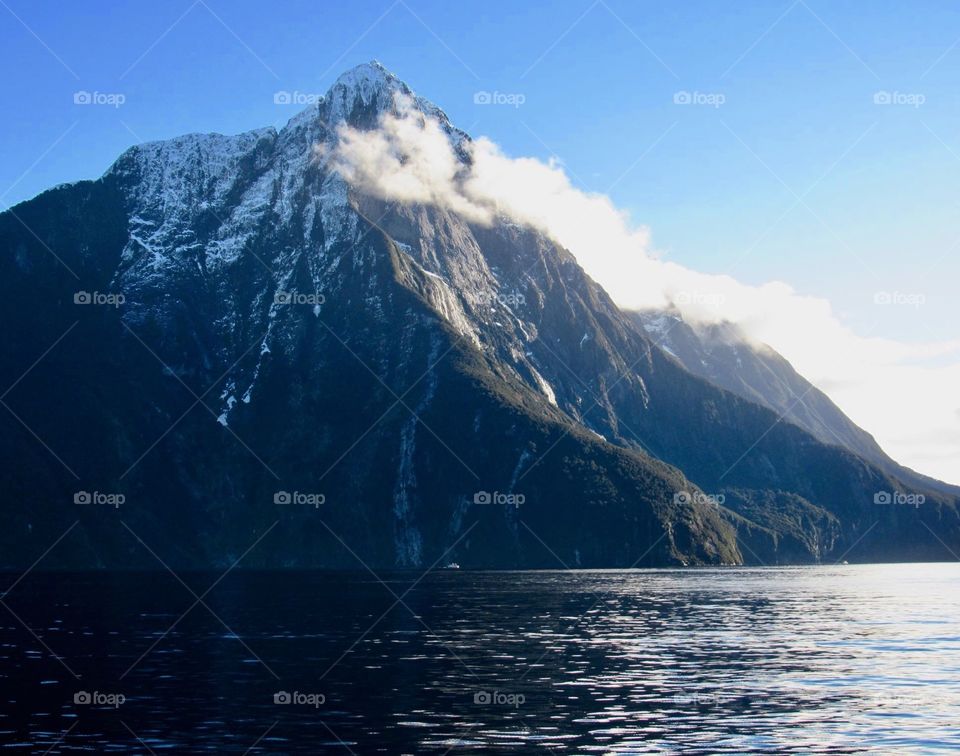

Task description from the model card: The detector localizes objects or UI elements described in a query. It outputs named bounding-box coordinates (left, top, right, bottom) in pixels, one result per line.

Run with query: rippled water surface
left=1, top=564, right=959, bottom=753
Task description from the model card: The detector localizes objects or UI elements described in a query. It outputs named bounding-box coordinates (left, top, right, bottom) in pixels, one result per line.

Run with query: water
left=1, top=564, right=958, bottom=753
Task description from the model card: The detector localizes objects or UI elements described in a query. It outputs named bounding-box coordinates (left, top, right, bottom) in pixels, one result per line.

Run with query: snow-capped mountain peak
left=324, top=60, right=406, bottom=123
left=330, top=59, right=398, bottom=98
left=1, top=62, right=956, bottom=571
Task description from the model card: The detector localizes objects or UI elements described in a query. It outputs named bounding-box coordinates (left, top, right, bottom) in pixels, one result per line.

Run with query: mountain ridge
left=1, top=61, right=956, bottom=569
left=633, top=308, right=960, bottom=497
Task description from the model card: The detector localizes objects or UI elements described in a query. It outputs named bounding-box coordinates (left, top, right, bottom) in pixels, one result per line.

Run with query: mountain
left=1, top=61, right=956, bottom=569
left=633, top=309, right=960, bottom=499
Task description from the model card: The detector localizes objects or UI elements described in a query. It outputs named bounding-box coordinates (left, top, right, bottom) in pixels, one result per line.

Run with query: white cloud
left=327, top=96, right=960, bottom=484
left=329, top=94, right=491, bottom=224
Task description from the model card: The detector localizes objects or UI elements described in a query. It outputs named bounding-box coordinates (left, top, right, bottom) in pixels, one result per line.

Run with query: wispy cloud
left=327, top=95, right=960, bottom=484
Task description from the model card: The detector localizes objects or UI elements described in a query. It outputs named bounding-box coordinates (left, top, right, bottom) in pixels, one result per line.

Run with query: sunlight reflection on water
left=0, top=563, right=958, bottom=753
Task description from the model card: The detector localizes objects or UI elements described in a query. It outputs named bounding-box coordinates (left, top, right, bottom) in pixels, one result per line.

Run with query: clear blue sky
left=2, top=0, right=959, bottom=342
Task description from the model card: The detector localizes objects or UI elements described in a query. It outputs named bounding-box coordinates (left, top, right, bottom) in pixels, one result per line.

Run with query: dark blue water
left=1, top=564, right=958, bottom=753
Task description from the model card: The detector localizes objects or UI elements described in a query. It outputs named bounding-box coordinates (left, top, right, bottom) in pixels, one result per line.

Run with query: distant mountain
left=0, top=62, right=956, bottom=569
left=632, top=309, right=960, bottom=498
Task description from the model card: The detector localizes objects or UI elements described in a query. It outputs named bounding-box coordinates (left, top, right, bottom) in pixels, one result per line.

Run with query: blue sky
left=2, top=0, right=959, bottom=479
left=1, top=0, right=958, bottom=346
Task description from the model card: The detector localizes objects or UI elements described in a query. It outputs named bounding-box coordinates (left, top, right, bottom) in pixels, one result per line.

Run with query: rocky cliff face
left=632, top=309, right=960, bottom=499
left=0, top=62, right=956, bottom=569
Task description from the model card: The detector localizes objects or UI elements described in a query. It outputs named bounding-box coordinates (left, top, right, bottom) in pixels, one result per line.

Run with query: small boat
left=442, top=562, right=460, bottom=570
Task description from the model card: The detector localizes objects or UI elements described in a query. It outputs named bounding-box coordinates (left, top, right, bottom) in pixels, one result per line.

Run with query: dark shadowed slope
left=1, top=62, right=956, bottom=569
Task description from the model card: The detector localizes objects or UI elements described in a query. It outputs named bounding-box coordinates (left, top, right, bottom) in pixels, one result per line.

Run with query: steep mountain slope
left=633, top=309, right=960, bottom=498
left=0, top=62, right=956, bottom=569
